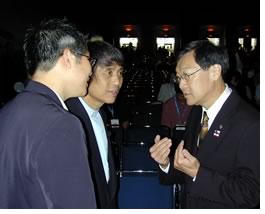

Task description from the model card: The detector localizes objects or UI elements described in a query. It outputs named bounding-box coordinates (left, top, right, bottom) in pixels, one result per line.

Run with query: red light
left=162, top=25, right=170, bottom=32
left=124, top=25, right=134, bottom=32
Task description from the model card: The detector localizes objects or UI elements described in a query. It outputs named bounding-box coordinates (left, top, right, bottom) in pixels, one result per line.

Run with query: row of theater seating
left=115, top=125, right=185, bottom=208
left=109, top=68, right=183, bottom=208
left=120, top=68, right=167, bottom=105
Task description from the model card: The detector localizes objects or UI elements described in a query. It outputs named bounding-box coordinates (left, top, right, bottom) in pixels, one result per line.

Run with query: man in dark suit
left=150, top=40, right=259, bottom=208
left=0, top=18, right=96, bottom=208
left=66, top=40, right=124, bottom=208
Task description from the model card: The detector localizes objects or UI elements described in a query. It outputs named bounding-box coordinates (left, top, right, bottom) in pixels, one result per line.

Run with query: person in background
left=161, top=84, right=191, bottom=129
left=0, top=18, right=96, bottom=208
left=102, top=93, right=130, bottom=131
left=66, top=40, right=124, bottom=208
left=157, top=72, right=176, bottom=103
left=161, top=84, right=191, bottom=157
left=150, top=40, right=259, bottom=208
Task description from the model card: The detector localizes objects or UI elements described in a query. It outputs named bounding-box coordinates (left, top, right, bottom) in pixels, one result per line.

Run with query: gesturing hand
left=174, top=141, right=200, bottom=178
left=149, top=135, right=172, bottom=169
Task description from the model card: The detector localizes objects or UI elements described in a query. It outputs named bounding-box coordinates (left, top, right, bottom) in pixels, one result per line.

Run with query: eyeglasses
left=76, top=53, right=97, bottom=67
left=176, top=68, right=202, bottom=84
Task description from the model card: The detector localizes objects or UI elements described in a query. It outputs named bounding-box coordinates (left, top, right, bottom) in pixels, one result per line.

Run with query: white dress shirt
left=160, top=84, right=232, bottom=177
left=202, top=83, right=232, bottom=130
left=52, top=90, right=68, bottom=111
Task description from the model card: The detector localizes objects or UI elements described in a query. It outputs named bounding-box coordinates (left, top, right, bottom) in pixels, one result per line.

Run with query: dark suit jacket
left=66, top=98, right=118, bottom=209
left=160, top=90, right=260, bottom=208
left=0, top=80, right=96, bottom=208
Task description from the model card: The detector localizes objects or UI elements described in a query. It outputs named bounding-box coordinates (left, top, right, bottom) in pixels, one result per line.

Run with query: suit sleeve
left=190, top=121, right=260, bottom=208
left=159, top=158, right=185, bottom=185
left=35, top=115, right=96, bottom=208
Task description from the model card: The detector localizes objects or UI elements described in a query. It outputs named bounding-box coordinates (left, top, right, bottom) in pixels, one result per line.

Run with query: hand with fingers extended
left=173, top=141, right=200, bottom=178
left=149, top=135, right=172, bottom=169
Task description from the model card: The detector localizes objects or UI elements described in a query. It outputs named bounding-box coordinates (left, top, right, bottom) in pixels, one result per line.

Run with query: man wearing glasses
left=150, top=40, right=259, bottom=208
left=75, top=52, right=97, bottom=67
left=66, top=40, right=124, bottom=208
left=0, top=18, right=96, bottom=208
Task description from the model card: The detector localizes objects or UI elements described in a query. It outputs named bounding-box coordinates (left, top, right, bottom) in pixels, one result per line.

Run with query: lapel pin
left=213, top=129, right=221, bottom=137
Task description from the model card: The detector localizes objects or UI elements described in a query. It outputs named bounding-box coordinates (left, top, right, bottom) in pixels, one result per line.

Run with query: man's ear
left=60, top=49, right=75, bottom=68
left=210, top=64, right=222, bottom=80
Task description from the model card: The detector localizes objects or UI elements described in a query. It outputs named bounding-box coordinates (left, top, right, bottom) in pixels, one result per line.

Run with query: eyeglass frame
left=75, top=52, right=97, bottom=67
left=176, top=68, right=202, bottom=84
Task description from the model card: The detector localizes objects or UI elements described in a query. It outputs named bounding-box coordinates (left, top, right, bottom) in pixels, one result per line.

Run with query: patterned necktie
left=198, top=111, right=209, bottom=147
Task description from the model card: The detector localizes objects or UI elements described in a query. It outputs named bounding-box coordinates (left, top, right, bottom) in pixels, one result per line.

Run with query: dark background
left=0, top=1, right=260, bottom=105
left=0, top=1, right=260, bottom=41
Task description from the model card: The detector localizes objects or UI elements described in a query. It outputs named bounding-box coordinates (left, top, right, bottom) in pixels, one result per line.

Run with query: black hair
left=87, top=41, right=124, bottom=69
left=177, top=40, right=229, bottom=75
left=23, top=17, right=87, bottom=76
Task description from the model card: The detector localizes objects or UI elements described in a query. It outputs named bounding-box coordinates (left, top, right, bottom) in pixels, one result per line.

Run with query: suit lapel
left=99, top=110, right=117, bottom=198
left=197, top=90, right=240, bottom=157
left=66, top=99, right=108, bottom=185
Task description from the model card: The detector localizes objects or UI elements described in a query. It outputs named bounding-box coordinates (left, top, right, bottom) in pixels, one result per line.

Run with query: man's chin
left=105, top=99, right=116, bottom=104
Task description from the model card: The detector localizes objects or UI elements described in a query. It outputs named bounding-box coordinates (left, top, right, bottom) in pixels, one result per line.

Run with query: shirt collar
left=202, top=84, right=232, bottom=128
left=52, top=89, right=68, bottom=111
left=78, top=97, right=99, bottom=117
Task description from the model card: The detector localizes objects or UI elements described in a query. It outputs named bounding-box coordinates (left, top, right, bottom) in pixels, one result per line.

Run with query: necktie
left=198, top=111, right=209, bottom=147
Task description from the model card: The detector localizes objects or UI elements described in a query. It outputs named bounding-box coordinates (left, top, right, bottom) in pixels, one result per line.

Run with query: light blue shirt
left=79, top=97, right=110, bottom=182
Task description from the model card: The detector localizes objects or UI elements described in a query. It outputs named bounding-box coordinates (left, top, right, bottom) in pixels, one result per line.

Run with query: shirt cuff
left=159, top=162, right=170, bottom=173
